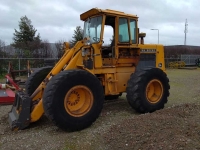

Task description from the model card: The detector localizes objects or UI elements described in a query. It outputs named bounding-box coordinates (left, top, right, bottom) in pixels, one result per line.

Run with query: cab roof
left=80, top=8, right=138, bottom=21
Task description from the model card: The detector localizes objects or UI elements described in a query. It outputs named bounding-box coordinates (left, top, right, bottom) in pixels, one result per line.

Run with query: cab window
left=130, top=19, right=136, bottom=44
left=118, top=18, right=129, bottom=43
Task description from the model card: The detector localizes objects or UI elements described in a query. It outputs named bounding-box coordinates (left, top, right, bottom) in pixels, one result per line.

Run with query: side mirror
left=139, top=33, right=146, bottom=38
left=139, top=33, right=146, bottom=44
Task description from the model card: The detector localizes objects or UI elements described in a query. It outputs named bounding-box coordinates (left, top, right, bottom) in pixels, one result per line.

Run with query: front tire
left=43, top=69, right=104, bottom=131
left=25, top=66, right=52, bottom=96
left=126, top=68, right=170, bottom=113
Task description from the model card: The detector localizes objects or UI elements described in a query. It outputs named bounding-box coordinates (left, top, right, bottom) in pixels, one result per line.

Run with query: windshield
left=83, top=16, right=103, bottom=44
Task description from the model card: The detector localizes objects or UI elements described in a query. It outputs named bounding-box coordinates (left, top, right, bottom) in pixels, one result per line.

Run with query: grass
left=1, top=68, right=200, bottom=150
left=166, top=68, right=200, bottom=106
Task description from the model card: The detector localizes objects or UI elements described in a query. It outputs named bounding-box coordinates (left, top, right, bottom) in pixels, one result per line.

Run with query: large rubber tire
left=25, top=66, right=52, bottom=96
left=126, top=68, right=170, bottom=113
left=43, top=69, right=104, bottom=131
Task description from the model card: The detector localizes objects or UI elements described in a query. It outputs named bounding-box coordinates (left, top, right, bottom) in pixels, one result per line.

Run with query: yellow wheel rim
left=146, top=79, right=163, bottom=104
left=64, top=85, right=93, bottom=117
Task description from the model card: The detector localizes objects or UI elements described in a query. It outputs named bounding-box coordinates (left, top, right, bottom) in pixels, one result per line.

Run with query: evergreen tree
left=70, top=26, right=83, bottom=46
left=12, top=16, right=41, bottom=57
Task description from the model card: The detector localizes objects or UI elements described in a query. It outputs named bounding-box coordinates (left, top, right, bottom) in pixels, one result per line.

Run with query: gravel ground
left=1, top=68, right=200, bottom=150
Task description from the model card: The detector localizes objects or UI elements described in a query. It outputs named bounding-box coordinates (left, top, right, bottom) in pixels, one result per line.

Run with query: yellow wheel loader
left=8, top=8, right=170, bottom=131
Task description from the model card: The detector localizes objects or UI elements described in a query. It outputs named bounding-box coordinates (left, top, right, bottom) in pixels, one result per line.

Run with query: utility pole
left=184, top=19, right=188, bottom=45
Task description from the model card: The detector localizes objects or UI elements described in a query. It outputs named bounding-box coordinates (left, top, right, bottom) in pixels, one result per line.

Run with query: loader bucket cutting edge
left=8, top=91, right=32, bottom=130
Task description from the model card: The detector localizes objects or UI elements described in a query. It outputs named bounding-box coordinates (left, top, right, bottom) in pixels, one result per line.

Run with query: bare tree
left=5, top=45, right=16, bottom=58
left=55, top=39, right=65, bottom=58
left=0, top=39, right=5, bottom=57
left=164, top=45, right=200, bottom=58
left=0, top=39, right=5, bottom=48
left=40, top=40, right=53, bottom=58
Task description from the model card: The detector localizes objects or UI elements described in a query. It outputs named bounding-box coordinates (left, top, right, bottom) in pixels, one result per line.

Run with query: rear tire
left=25, top=66, right=52, bottom=96
left=126, top=68, right=170, bottom=113
left=43, top=69, right=104, bottom=131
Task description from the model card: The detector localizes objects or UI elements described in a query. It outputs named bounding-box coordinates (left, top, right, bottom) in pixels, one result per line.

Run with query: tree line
left=164, top=46, right=200, bottom=58
left=0, top=16, right=83, bottom=58
left=1, top=16, right=200, bottom=59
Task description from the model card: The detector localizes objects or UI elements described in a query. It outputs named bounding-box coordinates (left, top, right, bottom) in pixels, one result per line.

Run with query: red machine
left=0, top=88, right=15, bottom=105
left=0, top=75, right=20, bottom=105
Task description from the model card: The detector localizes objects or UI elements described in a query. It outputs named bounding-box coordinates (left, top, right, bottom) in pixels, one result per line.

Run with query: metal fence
left=165, top=58, right=181, bottom=67
left=0, top=58, right=59, bottom=76
left=180, top=55, right=200, bottom=65
left=0, top=55, right=199, bottom=76
left=165, top=55, right=200, bottom=67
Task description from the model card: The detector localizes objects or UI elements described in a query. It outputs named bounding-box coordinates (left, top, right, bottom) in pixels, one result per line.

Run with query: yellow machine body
left=29, top=8, right=165, bottom=122
left=8, top=8, right=167, bottom=131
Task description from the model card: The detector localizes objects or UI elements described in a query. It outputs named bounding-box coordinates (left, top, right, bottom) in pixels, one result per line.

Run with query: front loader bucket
left=8, top=91, right=31, bottom=130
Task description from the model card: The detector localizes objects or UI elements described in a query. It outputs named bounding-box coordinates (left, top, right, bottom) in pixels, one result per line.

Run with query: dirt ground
left=1, top=68, right=200, bottom=150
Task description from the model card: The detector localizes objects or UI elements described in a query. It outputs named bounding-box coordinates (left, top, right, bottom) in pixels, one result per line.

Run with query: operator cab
left=81, top=8, right=141, bottom=67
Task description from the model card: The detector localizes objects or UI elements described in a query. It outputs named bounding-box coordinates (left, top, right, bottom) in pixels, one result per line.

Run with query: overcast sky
left=0, top=0, right=199, bottom=46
